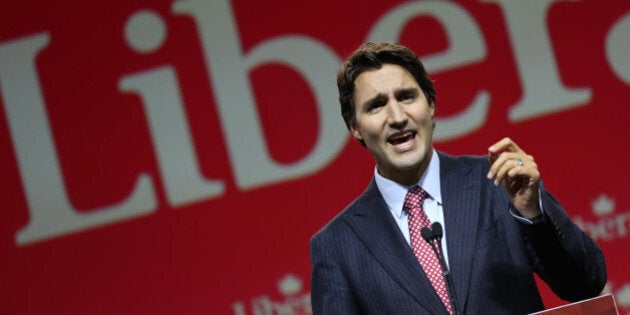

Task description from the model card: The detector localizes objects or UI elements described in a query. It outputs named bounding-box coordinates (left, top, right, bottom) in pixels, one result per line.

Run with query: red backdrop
left=1, top=0, right=629, bottom=314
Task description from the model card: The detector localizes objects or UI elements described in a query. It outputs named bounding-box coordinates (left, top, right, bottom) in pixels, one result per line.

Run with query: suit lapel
left=343, top=180, right=446, bottom=314
left=439, top=152, right=481, bottom=311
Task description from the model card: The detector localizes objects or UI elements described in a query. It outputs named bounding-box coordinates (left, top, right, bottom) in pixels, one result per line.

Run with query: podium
left=530, top=294, right=618, bottom=315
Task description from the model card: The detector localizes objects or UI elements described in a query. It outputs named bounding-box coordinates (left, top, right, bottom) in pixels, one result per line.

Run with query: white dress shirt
left=374, top=148, right=450, bottom=267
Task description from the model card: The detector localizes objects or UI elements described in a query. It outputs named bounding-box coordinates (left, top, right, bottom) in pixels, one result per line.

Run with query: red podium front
left=530, top=294, right=618, bottom=315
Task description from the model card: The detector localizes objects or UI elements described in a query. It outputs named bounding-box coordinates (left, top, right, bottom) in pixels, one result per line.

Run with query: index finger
left=488, top=137, right=522, bottom=155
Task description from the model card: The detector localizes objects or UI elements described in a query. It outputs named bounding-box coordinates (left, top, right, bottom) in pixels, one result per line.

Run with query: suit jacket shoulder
left=310, top=151, right=606, bottom=314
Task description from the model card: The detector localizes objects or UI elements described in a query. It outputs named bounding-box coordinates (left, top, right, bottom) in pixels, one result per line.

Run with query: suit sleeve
left=309, top=233, right=360, bottom=315
left=519, top=186, right=607, bottom=302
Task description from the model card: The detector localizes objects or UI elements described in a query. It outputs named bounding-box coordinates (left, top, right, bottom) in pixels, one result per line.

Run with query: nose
left=387, top=101, right=407, bottom=127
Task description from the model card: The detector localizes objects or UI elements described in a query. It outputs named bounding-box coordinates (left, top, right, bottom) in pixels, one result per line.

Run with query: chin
left=391, top=155, right=425, bottom=171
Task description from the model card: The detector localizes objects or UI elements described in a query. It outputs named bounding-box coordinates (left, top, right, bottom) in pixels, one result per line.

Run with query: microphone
left=422, top=222, right=459, bottom=315
left=421, top=225, right=434, bottom=241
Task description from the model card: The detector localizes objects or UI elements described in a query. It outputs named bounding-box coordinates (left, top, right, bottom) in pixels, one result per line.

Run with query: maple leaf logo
left=278, top=274, right=303, bottom=296
left=591, top=194, right=615, bottom=216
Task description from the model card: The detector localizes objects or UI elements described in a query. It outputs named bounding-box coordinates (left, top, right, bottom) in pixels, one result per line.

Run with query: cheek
left=363, top=122, right=384, bottom=140
left=353, top=118, right=373, bottom=136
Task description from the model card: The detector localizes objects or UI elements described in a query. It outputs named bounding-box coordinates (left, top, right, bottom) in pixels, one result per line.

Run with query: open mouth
left=387, top=130, right=416, bottom=145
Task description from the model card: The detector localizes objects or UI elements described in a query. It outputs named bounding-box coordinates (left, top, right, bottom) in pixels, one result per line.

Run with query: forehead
left=353, top=64, right=418, bottom=100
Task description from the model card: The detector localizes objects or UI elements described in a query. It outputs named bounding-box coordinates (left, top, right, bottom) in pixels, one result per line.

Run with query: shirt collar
left=374, top=149, right=442, bottom=218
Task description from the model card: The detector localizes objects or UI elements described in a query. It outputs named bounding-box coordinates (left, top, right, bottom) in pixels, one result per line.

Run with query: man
left=309, top=42, right=606, bottom=314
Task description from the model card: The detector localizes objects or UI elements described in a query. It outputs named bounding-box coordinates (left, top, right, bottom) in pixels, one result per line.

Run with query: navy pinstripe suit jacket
left=310, top=152, right=606, bottom=314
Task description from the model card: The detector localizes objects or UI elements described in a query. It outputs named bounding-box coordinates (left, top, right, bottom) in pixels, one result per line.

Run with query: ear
left=349, top=120, right=363, bottom=142
left=429, top=102, right=436, bottom=130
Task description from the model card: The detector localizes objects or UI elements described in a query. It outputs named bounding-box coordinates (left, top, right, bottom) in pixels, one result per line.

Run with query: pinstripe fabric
left=310, top=151, right=606, bottom=314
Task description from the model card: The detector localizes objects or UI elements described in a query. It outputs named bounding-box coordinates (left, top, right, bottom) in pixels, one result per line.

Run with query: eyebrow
left=360, top=93, right=387, bottom=110
left=360, top=87, right=420, bottom=110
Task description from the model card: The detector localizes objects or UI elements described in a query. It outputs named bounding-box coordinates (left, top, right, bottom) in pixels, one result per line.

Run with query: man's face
left=350, top=64, right=435, bottom=185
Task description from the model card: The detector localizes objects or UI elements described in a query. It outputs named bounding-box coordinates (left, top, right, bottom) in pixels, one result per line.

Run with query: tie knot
left=404, top=186, right=427, bottom=213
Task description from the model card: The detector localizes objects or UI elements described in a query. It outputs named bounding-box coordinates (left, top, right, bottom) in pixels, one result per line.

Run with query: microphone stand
left=421, top=222, right=459, bottom=315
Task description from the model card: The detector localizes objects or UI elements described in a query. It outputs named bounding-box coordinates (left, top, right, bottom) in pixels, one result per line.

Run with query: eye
left=368, top=100, right=385, bottom=112
left=365, top=96, right=387, bottom=113
left=399, top=90, right=417, bottom=103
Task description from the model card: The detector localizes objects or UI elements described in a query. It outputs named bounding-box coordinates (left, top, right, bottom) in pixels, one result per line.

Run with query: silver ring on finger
left=517, top=158, right=524, bottom=166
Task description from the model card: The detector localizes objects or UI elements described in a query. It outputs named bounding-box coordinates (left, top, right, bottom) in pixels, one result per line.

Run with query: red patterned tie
left=405, top=186, right=453, bottom=314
